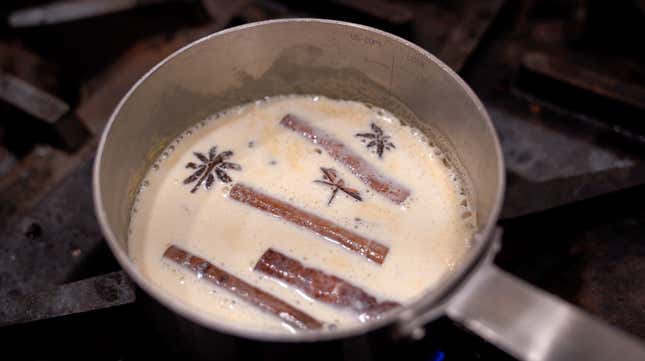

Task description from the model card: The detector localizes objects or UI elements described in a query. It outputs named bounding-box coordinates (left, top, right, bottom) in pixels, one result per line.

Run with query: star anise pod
left=183, top=146, right=241, bottom=193
left=355, top=123, right=395, bottom=158
left=314, top=167, right=362, bottom=205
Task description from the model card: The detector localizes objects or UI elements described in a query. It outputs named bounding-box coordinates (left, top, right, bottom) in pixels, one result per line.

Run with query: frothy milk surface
left=128, top=95, right=474, bottom=334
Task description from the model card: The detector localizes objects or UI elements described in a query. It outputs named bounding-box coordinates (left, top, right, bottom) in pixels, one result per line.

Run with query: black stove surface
left=1, top=0, right=644, bottom=360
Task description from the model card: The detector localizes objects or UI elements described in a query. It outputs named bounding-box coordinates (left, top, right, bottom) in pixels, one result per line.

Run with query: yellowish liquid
left=128, top=95, right=474, bottom=334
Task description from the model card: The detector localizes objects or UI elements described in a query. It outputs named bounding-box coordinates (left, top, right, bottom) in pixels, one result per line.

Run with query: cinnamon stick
left=255, top=249, right=400, bottom=320
left=229, top=183, right=389, bottom=264
left=163, top=245, right=323, bottom=330
left=280, top=114, right=411, bottom=204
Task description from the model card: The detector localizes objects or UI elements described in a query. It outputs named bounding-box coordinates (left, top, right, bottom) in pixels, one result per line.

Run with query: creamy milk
left=128, top=95, right=474, bottom=334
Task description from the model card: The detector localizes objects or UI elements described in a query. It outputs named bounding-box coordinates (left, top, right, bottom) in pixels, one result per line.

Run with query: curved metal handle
left=446, top=263, right=645, bottom=361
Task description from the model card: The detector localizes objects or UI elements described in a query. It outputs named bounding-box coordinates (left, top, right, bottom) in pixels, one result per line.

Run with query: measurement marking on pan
left=349, top=33, right=383, bottom=48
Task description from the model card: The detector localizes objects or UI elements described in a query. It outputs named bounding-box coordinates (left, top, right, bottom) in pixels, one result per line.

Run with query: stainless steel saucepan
left=93, top=19, right=645, bottom=360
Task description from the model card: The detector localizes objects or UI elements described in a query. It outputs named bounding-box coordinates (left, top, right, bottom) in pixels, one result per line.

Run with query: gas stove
left=1, top=1, right=644, bottom=360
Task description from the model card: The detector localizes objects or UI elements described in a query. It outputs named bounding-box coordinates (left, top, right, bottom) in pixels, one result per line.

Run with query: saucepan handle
left=444, top=263, right=645, bottom=361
